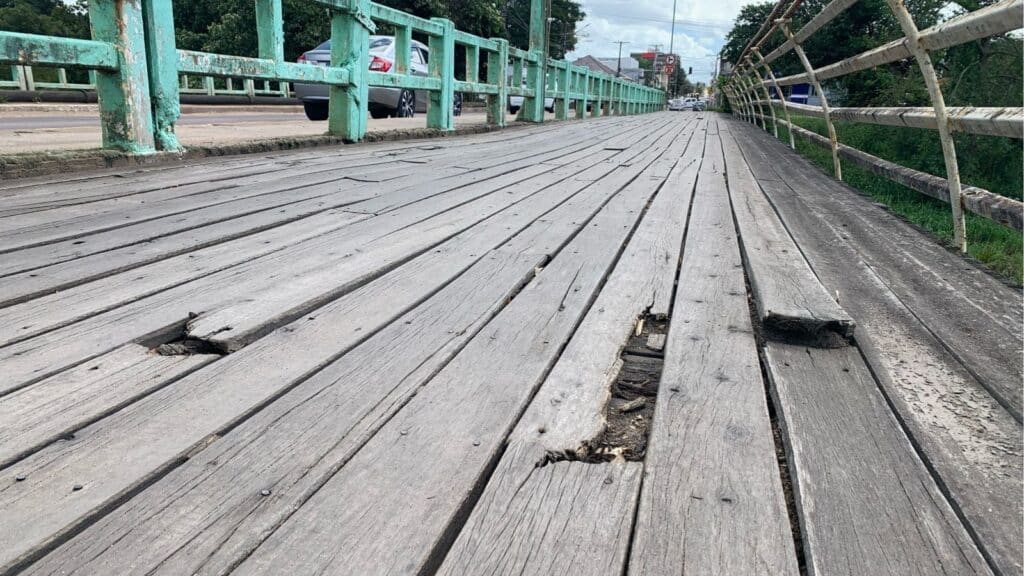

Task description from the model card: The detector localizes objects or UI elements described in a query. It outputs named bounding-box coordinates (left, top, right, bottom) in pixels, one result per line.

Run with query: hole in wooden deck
left=144, top=318, right=226, bottom=356
left=543, top=315, right=668, bottom=465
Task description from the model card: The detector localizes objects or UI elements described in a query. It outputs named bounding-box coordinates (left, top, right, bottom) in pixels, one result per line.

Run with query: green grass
left=773, top=116, right=1023, bottom=284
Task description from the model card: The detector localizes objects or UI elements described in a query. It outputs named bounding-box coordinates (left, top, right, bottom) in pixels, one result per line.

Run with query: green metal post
left=578, top=68, right=589, bottom=119
left=558, top=64, right=571, bottom=120
left=512, top=55, right=522, bottom=95
left=89, top=0, right=155, bottom=153
left=520, top=0, right=546, bottom=122
left=328, top=0, right=371, bottom=141
left=395, top=25, right=411, bottom=74
left=487, top=39, right=508, bottom=126
left=466, top=44, right=479, bottom=83
left=142, top=0, right=181, bottom=150
left=427, top=18, right=455, bottom=131
left=256, top=0, right=284, bottom=62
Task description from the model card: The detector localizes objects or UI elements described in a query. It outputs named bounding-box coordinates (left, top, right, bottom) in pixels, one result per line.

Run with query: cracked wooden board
left=0, top=120, right=651, bottom=391
left=732, top=121, right=1023, bottom=575
left=438, top=118, right=703, bottom=576
left=629, top=122, right=798, bottom=576
left=0, top=115, right=684, bottom=573
left=765, top=343, right=992, bottom=575
left=719, top=124, right=854, bottom=340
left=226, top=121, right=679, bottom=576
left=732, top=120, right=1021, bottom=420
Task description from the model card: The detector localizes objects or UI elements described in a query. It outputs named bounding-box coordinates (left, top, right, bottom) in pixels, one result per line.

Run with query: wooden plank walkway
left=0, top=112, right=1019, bottom=576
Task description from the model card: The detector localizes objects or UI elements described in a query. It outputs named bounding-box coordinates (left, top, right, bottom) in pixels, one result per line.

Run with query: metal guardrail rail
left=723, top=0, right=1024, bottom=251
left=0, top=0, right=664, bottom=154
left=2, top=65, right=292, bottom=98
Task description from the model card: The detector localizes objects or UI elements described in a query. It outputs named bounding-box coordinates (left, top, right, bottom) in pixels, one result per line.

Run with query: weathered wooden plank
left=0, top=122, right=647, bottom=388
left=186, top=118, right=678, bottom=351
left=629, top=122, right=799, bottom=575
left=0, top=119, right=629, bottom=277
left=720, top=124, right=855, bottom=339
left=0, top=125, right=593, bottom=252
left=731, top=122, right=1023, bottom=576
left=765, top=343, right=992, bottom=575
left=0, top=115, right=677, bottom=572
left=0, top=344, right=215, bottom=467
left=437, top=117, right=702, bottom=576
left=228, top=119, right=677, bottom=576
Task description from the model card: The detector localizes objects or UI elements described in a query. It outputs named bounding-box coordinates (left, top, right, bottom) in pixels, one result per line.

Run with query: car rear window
left=314, top=37, right=392, bottom=52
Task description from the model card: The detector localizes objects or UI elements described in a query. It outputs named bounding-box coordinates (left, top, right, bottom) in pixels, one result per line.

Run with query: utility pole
left=668, top=0, right=677, bottom=96
left=614, top=41, right=628, bottom=77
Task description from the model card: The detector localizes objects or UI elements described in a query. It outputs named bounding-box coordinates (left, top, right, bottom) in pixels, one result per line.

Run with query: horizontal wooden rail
left=753, top=101, right=1024, bottom=138
left=778, top=117, right=1023, bottom=231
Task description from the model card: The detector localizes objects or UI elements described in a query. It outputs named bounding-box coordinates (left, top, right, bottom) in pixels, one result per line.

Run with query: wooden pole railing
left=725, top=0, right=1023, bottom=252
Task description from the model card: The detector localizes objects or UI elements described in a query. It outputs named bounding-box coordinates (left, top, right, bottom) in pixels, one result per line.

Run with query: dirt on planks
left=578, top=316, right=668, bottom=463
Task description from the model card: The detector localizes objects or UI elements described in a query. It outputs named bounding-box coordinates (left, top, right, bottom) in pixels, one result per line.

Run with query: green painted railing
left=0, top=0, right=664, bottom=154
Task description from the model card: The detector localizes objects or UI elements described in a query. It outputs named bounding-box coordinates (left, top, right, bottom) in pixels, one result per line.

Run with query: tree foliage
left=0, top=0, right=89, bottom=38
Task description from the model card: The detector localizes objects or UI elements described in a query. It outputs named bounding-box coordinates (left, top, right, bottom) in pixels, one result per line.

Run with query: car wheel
left=395, top=90, right=415, bottom=118
left=508, top=106, right=520, bottom=114
left=303, top=101, right=328, bottom=121
left=453, top=93, right=463, bottom=117
left=369, top=107, right=389, bottom=119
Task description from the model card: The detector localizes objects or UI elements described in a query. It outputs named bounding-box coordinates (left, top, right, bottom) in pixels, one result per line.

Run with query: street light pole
left=668, top=0, right=677, bottom=96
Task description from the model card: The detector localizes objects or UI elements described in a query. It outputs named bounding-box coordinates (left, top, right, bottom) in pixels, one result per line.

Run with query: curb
left=0, top=121, right=531, bottom=180
left=0, top=104, right=306, bottom=115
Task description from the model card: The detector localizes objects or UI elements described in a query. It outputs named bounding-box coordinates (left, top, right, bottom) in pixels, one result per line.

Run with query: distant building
left=597, top=57, right=642, bottom=82
left=572, top=55, right=617, bottom=75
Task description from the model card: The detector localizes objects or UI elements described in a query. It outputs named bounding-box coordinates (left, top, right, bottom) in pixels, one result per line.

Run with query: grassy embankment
left=772, top=115, right=1022, bottom=284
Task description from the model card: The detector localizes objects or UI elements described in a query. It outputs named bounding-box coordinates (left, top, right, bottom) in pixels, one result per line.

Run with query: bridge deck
left=0, top=112, right=1020, bottom=575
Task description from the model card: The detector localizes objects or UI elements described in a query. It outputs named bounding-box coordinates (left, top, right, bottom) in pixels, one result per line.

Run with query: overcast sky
left=564, top=0, right=758, bottom=83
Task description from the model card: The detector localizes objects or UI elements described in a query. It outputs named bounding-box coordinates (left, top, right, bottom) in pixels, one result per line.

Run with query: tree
left=0, top=0, right=89, bottom=38
left=505, top=0, right=585, bottom=59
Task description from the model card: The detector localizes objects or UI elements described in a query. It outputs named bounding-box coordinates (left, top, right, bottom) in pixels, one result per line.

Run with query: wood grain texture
left=0, top=344, right=214, bottom=467
left=731, top=121, right=1023, bottom=576
left=21, top=248, right=546, bottom=576
left=230, top=126, right=671, bottom=576
left=765, top=343, right=992, bottom=575
left=629, top=122, right=799, bottom=576
left=1, top=117, right=670, bottom=574
left=731, top=120, right=1021, bottom=420
left=438, top=117, right=701, bottom=576
left=719, top=124, right=854, bottom=339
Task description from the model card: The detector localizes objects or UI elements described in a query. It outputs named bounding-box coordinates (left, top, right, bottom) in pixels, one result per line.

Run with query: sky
left=563, top=0, right=760, bottom=83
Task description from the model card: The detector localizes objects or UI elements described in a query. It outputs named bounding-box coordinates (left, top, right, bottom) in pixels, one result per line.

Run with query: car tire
left=303, top=101, right=329, bottom=121
left=370, top=107, right=389, bottom=119
left=395, top=90, right=416, bottom=118
left=453, top=93, right=463, bottom=117
left=508, top=106, right=520, bottom=114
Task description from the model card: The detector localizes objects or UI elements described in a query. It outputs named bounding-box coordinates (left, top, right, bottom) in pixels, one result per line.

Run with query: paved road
left=0, top=113, right=309, bottom=130
left=0, top=109, right=507, bottom=153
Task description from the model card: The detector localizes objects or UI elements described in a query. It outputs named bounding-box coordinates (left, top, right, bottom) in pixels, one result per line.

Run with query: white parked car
left=508, top=94, right=555, bottom=114
left=668, top=98, right=686, bottom=111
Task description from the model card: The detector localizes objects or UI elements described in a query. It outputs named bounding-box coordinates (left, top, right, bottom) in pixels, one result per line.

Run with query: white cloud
left=564, top=0, right=763, bottom=82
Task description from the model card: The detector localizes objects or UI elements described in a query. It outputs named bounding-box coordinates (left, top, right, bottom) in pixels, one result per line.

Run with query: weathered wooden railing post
left=581, top=68, right=591, bottom=119
left=141, top=0, right=182, bottom=150
left=779, top=19, right=842, bottom=180
left=520, top=0, right=547, bottom=122
left=89, top=0, right=156, bottom=153
left=487, top=38, right=508, bottom=126
left=884, top=0, right=967, bottom=250
left=745, top=57, right=778, bottom=138
left=394, top=25, right=411, bottom=74
left=427, top=18, right=456, bottom=130
left=753, top=47, right=794, bottom=149
left=329, top=0, right=373, bottom=141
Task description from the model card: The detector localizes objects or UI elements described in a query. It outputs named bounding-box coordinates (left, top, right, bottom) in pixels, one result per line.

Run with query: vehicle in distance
left=294, top=36, right=462, bottom=121
left=668, top=98, right=686, bottom=111
left=508, top=95, right=555, bottom=114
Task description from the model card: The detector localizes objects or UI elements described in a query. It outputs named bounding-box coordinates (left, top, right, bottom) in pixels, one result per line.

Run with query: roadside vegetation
left=720, top=0, right=1023, bottom=284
